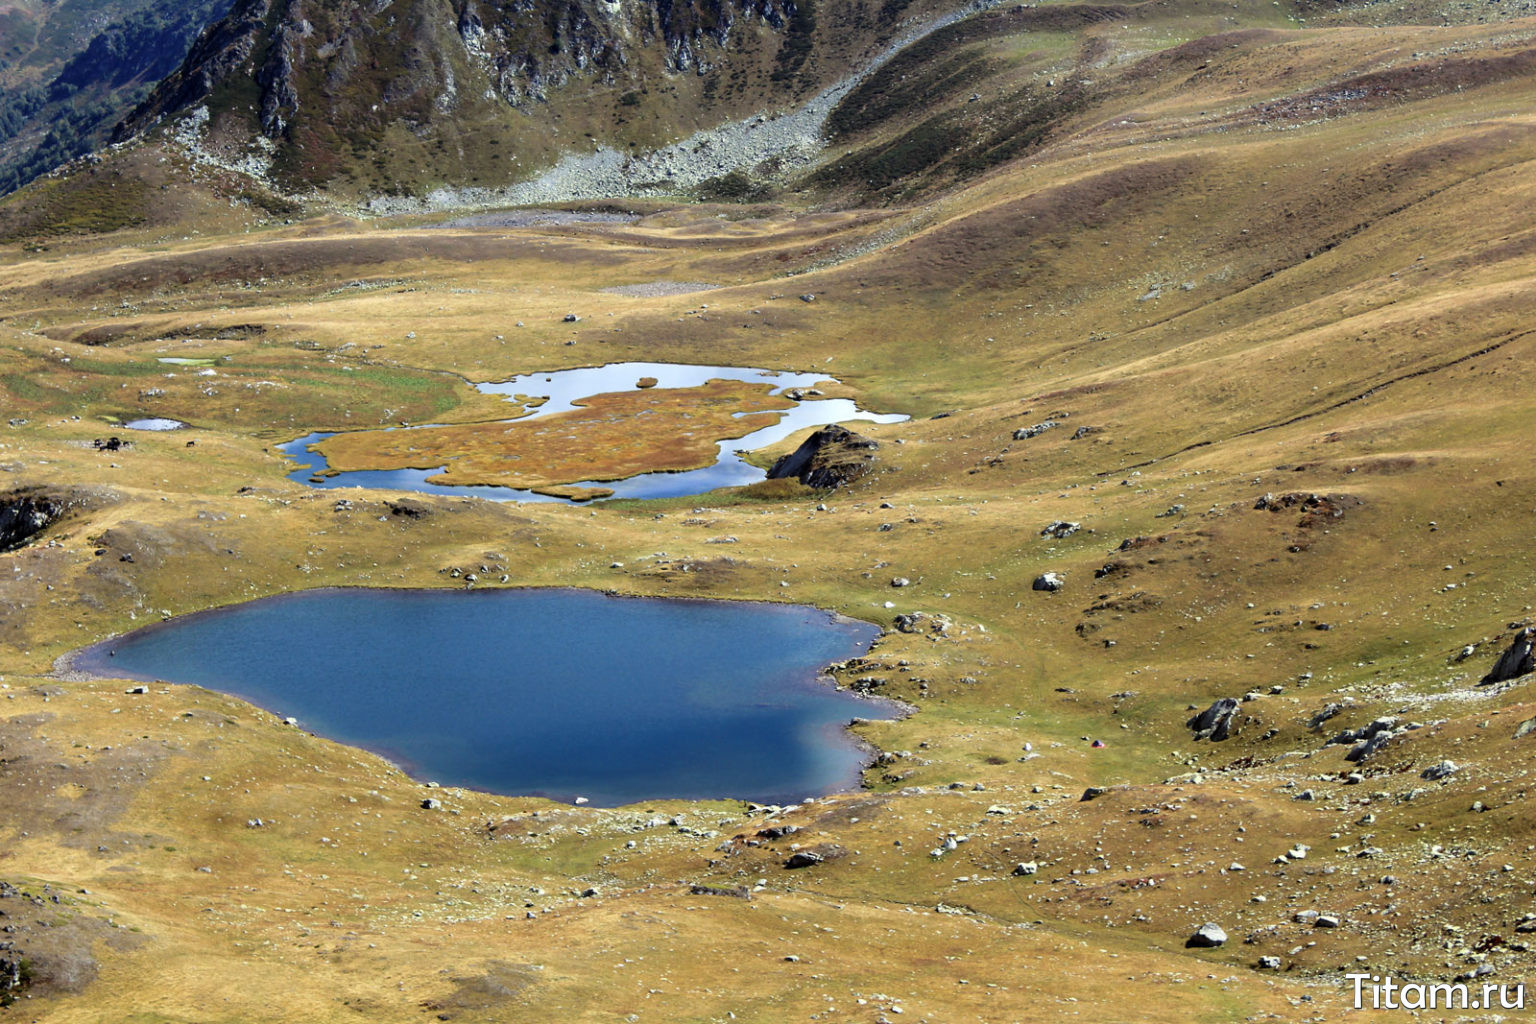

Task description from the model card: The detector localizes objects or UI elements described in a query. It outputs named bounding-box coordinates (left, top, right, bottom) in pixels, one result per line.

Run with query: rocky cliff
left=110, top=0, right=830, bottom=195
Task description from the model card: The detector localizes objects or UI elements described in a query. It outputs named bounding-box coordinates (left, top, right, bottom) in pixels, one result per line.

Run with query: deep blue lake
left=70, top=588, right=895, bottom=806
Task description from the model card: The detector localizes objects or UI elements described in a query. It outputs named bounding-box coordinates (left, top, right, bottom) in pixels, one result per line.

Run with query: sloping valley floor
left=4, top=8, right=1536, bottom=1021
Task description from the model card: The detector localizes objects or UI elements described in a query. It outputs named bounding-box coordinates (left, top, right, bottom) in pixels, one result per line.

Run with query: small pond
left=67, top=588, right=899, bottom=806
left=123, top=418, right=189, bottom=431
left=280, top=362, right=906, bottom=503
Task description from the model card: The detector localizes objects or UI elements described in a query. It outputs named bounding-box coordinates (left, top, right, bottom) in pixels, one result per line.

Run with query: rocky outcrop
left=768, top=425, right=879, bottom=490
left=0, top=951, right=21, bottom=1007
left=114, top=0, right=276, bottom=141
left=0, top=491, right=68, bottom=553
left=1187, top=697, right=1240, bottom=741
left=1481, top=627, right=1534, bottom=685
left=1330, top=716, right=1403, bottom=762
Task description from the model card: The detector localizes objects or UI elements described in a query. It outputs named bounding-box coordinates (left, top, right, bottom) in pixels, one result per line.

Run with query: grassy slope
left=3, top=4, right=1536, bottom=1021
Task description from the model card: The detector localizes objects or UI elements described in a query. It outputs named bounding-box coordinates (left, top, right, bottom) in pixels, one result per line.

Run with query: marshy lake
left=280, top=362, right=906, bottom=502
left=68, top=587, right=900, bottom=806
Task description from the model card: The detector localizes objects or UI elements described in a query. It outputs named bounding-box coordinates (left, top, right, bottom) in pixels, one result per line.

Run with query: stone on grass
left=1188, top=697, right=1240, bottom=742
left=1481, top=628, right=1534, bottom=685
left=1032, top=572, right=1064, bottom=592
left=1186, top=923, right=1227, bottom=948
left=1421, top=760, right=1458, bottom=781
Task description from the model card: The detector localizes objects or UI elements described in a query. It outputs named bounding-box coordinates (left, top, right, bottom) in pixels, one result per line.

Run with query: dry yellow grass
left=3, top=5, right=1536, bottom=1021
left=315, top=379, right=794, bottom=489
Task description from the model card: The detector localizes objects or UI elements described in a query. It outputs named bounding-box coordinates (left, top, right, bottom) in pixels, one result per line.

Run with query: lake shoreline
left=54, top=584, right=915, bottom=806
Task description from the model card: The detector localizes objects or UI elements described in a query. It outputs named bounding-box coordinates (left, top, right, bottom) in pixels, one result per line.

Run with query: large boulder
left=1186, top=923, right=1227, bottom=948
left=0, top=490, right=68, bottom=552
left=1188, top=697, right=1240, bottom=742
left=1481, top=628, right=1534, bottom=685
left=767, top=425, right=879, bottom=490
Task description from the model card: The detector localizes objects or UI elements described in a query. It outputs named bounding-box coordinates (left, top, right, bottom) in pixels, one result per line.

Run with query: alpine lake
left=76, top=363, right=908, bottom=805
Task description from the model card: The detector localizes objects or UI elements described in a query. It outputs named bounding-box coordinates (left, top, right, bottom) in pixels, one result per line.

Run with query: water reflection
left=281, top=362, right=905, bottom=502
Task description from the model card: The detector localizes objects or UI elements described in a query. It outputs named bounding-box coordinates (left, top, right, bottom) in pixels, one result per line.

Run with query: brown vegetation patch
left=38, top=319, right=263, bottom=348
left=0, top=711, right=168, bottom=852
left=316, top=379, right=794, bottom=489
left=0, top=880, right=145, bottom=1003
left=852, top=157, right=1199, bottom=290
left=1347, top=456, right=1419, bottom=475
left=1082, top=591, right=1163, bottom=617
left=36, top=233, right=605, bottom=299
left=420, top=962, right=540, bottom=1015
left=1254, top=48, right=1536, bottom=124
left=1122, top=28, right=1292, bottom=79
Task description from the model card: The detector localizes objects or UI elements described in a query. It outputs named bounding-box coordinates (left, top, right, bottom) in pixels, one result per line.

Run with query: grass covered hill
left=2, top=0, right=1536, bottom=1020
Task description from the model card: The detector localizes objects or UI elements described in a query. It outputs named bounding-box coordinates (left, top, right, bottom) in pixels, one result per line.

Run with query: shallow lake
left=69, top=588, right=897, bottom=806
left=123, top=418, right=189, bottom=431
left=280, top=362, right=906, bottom=502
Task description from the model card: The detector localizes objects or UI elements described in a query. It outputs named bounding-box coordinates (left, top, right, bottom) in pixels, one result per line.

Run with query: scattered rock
left=892, top=611, right=951, bottom=635
left=1040, top=520, right=1081, bottom=539
left=1252, top=491, right=1360, bottom=526
left=1013, top=421, right=1058, bottom=440
left=1421, top=760, right=1458, bottom=781
left=1308, top=702, right=1347, bottom=729
left=1334, top=717, right=1399, bottom=762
